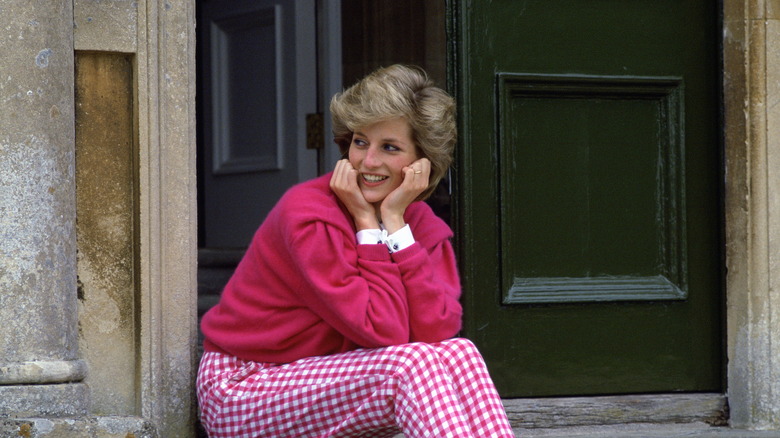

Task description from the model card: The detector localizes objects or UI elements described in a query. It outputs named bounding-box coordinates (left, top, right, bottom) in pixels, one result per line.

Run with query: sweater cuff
left=390, top=241, right=424, bottom=263
left=356, top=242, right=393, bottom=261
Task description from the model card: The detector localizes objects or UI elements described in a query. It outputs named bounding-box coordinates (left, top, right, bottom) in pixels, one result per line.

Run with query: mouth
left=361, top=173, right=388, bottom=184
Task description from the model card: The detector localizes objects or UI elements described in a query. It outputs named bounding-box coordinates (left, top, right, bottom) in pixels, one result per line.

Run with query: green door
left=452, top=1, right=722, bottom=396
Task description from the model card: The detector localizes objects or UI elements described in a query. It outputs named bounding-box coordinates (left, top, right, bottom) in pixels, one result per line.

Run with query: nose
left=363, top=145, right=381, bottom=169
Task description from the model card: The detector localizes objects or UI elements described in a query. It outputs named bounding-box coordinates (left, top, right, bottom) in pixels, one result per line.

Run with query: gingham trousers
left=197, top=338, right=515, bottom=438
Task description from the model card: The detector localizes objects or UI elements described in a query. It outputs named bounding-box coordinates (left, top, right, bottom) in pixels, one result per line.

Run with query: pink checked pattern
left=197, top=338, right=515, bottom=437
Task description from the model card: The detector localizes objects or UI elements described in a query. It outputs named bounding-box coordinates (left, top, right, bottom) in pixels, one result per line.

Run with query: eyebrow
left=353, top=131, right=409, bottom=147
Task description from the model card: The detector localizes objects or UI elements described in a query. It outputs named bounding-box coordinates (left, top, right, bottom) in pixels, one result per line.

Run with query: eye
left=382, top=143, right=400, bottom=152
left=352, top=138, right=367, bottom=148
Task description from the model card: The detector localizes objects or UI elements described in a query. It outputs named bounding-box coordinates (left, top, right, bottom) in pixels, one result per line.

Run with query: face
left=348, top=117, right=419, bottom=207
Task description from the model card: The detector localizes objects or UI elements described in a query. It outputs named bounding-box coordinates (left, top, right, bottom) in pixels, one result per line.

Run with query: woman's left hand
left=380, top=158, right=431, bottom=233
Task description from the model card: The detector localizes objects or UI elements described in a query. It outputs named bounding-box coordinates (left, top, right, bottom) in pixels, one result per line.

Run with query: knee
left=394, top=342, right=440, bottom=362
left=385, top=342, right=444, bottom=374
left=447, top=337, right=477, bottom=349
left=440, top=337, right=480, bottom=355
left=434, top=338, right=490, bottom=370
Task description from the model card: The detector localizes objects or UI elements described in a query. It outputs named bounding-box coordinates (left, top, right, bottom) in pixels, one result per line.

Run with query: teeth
left=363, top=174, right=387, bottom=182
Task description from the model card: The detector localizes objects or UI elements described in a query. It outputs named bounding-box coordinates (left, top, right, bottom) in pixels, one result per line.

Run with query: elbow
left=354, top=320, right=410, bottom=348
left=359, top=332, right=410, bottom=349
left=410, top=319, right=462, bottom=344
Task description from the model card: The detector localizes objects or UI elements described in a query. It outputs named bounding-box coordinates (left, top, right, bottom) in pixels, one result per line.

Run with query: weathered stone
left=75, top=51, right=137, bottom=417
left=0, top=0, right=88, bottom=418
left=723, top=1, right=780, bottom=430
left=73, top=0, right=137, bottom=52
left=0, top=0, right=78, bottom=369
left=0, top=417, right=157, bottom=438
left=0, top=360, right=87, bottom=385
left=0, top=384, right=89, bottom=418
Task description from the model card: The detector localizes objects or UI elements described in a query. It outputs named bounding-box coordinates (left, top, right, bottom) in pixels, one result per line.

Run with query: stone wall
left=0, top=0, right=197, bottom=436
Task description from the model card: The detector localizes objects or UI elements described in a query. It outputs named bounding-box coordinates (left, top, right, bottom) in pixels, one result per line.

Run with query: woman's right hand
left=330, top=159, right=380, bottom=231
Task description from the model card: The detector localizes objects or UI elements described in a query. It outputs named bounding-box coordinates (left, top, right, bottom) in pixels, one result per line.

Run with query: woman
left=197, top=65, right=514, bottom=438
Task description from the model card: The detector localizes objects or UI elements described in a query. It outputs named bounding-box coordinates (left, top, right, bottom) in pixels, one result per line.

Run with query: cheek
left=390, top=159, right=411, bottom=178
left=347, top=148, right=360, bottom=168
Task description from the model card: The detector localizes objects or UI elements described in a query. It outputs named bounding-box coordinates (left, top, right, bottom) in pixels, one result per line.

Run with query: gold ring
left=414, top=170, right=422, bottom=174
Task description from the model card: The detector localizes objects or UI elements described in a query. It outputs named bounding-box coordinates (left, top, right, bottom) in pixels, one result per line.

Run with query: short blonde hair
left=330, top=65, right=456, bottom=201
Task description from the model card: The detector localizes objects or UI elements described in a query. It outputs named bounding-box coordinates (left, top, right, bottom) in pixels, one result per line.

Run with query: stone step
left=197, top=248, right=244, bottom=307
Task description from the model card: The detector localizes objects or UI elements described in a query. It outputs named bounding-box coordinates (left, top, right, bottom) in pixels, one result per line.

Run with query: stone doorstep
left=0, top=417, right=156, bottom=438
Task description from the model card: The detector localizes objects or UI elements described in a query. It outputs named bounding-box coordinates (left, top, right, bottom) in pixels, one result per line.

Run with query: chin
left=360, top=190, right=386, bottom=206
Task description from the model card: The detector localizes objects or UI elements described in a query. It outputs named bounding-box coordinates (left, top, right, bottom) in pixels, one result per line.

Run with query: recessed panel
left=497, top=74, right=686, bottom=304
left=211, top=6, right=282, bottom=174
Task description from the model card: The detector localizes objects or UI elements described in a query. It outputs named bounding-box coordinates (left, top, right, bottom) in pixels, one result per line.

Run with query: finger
left=405, top=158, right=430, bottom=176
left=417, top=158, right=431, bottom=175
left=336, top=161, right=362, bottom=195
left=331, top=160, right=345, bottom=186
left=337, top=160, right=354, bottom=183
left=410, top=157, right=430, bottom=169
left=331, top=159, right=353, bottom=189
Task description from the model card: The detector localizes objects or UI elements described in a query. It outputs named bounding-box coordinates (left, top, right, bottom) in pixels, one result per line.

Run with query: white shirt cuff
left=356, top=229, right=383, bottom=245
left=384, top=225, right=415, bottom=253
left=355, top=225, right=415, bottom=253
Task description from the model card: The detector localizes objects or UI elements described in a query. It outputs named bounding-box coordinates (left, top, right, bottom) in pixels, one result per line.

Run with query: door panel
left=498, top=74, right=687, bottom=304
left=199, top=0, right=317, bottom=248
left=453, top=1, right=721, bottom=396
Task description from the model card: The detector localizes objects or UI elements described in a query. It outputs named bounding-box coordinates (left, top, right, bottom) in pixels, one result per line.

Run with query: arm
left=286, top=216, right=412, bottom=348
left=392, top=237, right=463, bottom=343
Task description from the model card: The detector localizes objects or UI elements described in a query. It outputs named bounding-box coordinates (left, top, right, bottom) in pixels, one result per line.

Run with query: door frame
left=317, top=0, right=345, bottom=172
left=443, top=0, right=780, bottom=429
left=122, top=0, right=780, bottom=432
left=720, top=1, right=780, bottom=429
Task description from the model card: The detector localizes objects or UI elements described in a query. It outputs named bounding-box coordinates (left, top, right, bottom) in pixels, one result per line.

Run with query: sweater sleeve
left=391, top=238, right=463, bottom=342
left=286, top=217, right=413, bottom=348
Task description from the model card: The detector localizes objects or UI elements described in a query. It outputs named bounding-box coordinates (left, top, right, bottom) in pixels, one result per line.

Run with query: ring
left=414, top=170, right=422, bottom=174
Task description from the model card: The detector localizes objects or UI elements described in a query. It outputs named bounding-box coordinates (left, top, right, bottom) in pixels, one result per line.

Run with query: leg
left=431, top=338, right=515, bottom=438
left=197, top=345, right=477, bottom=438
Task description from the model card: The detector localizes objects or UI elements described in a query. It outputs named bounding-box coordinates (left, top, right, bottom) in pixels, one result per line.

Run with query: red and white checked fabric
left=197, top=338, right=515, bottom=438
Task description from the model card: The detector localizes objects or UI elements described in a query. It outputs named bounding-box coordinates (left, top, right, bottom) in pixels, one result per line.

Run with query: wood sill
left=503, top=393, right=727, bottom=429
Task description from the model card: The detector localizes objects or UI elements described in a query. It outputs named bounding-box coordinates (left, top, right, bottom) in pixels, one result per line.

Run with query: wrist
left=380, top=212, right=406, bottom=234
left=354, top=214, right=380, bottom=231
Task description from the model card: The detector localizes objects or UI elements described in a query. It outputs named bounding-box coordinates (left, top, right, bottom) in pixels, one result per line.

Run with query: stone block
left=0, top=384, right=89, bottom=418
left=0, top=417, right=156, bottom=438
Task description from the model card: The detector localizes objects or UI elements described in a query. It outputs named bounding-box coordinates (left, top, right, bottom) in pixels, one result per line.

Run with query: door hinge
left=306, top=112, right=324, bottom=150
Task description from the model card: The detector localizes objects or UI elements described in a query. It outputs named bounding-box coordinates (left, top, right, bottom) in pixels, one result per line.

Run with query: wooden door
left=198, top=0, right=318, bottom=248
left=452, top=0, right=722, bottom=396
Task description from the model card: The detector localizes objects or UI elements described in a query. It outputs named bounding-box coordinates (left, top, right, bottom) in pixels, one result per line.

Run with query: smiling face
left=348, top=117, right=419, bottom=209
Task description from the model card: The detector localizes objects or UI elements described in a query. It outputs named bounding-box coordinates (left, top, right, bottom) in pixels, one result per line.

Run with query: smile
left=362, top=174, right=388, bottom=183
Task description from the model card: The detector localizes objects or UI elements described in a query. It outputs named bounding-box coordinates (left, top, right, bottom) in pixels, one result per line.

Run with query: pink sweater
left=201, top=173, right=463, bottom=364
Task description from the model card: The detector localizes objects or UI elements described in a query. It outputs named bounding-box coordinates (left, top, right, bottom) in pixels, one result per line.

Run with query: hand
left=330, top=159, right=380, bottom=230
left=380, top=158, right=431, bottom=233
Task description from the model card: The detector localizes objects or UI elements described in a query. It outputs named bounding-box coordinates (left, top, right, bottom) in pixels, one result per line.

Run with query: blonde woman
left=197, top=65, right=514, bottom=438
